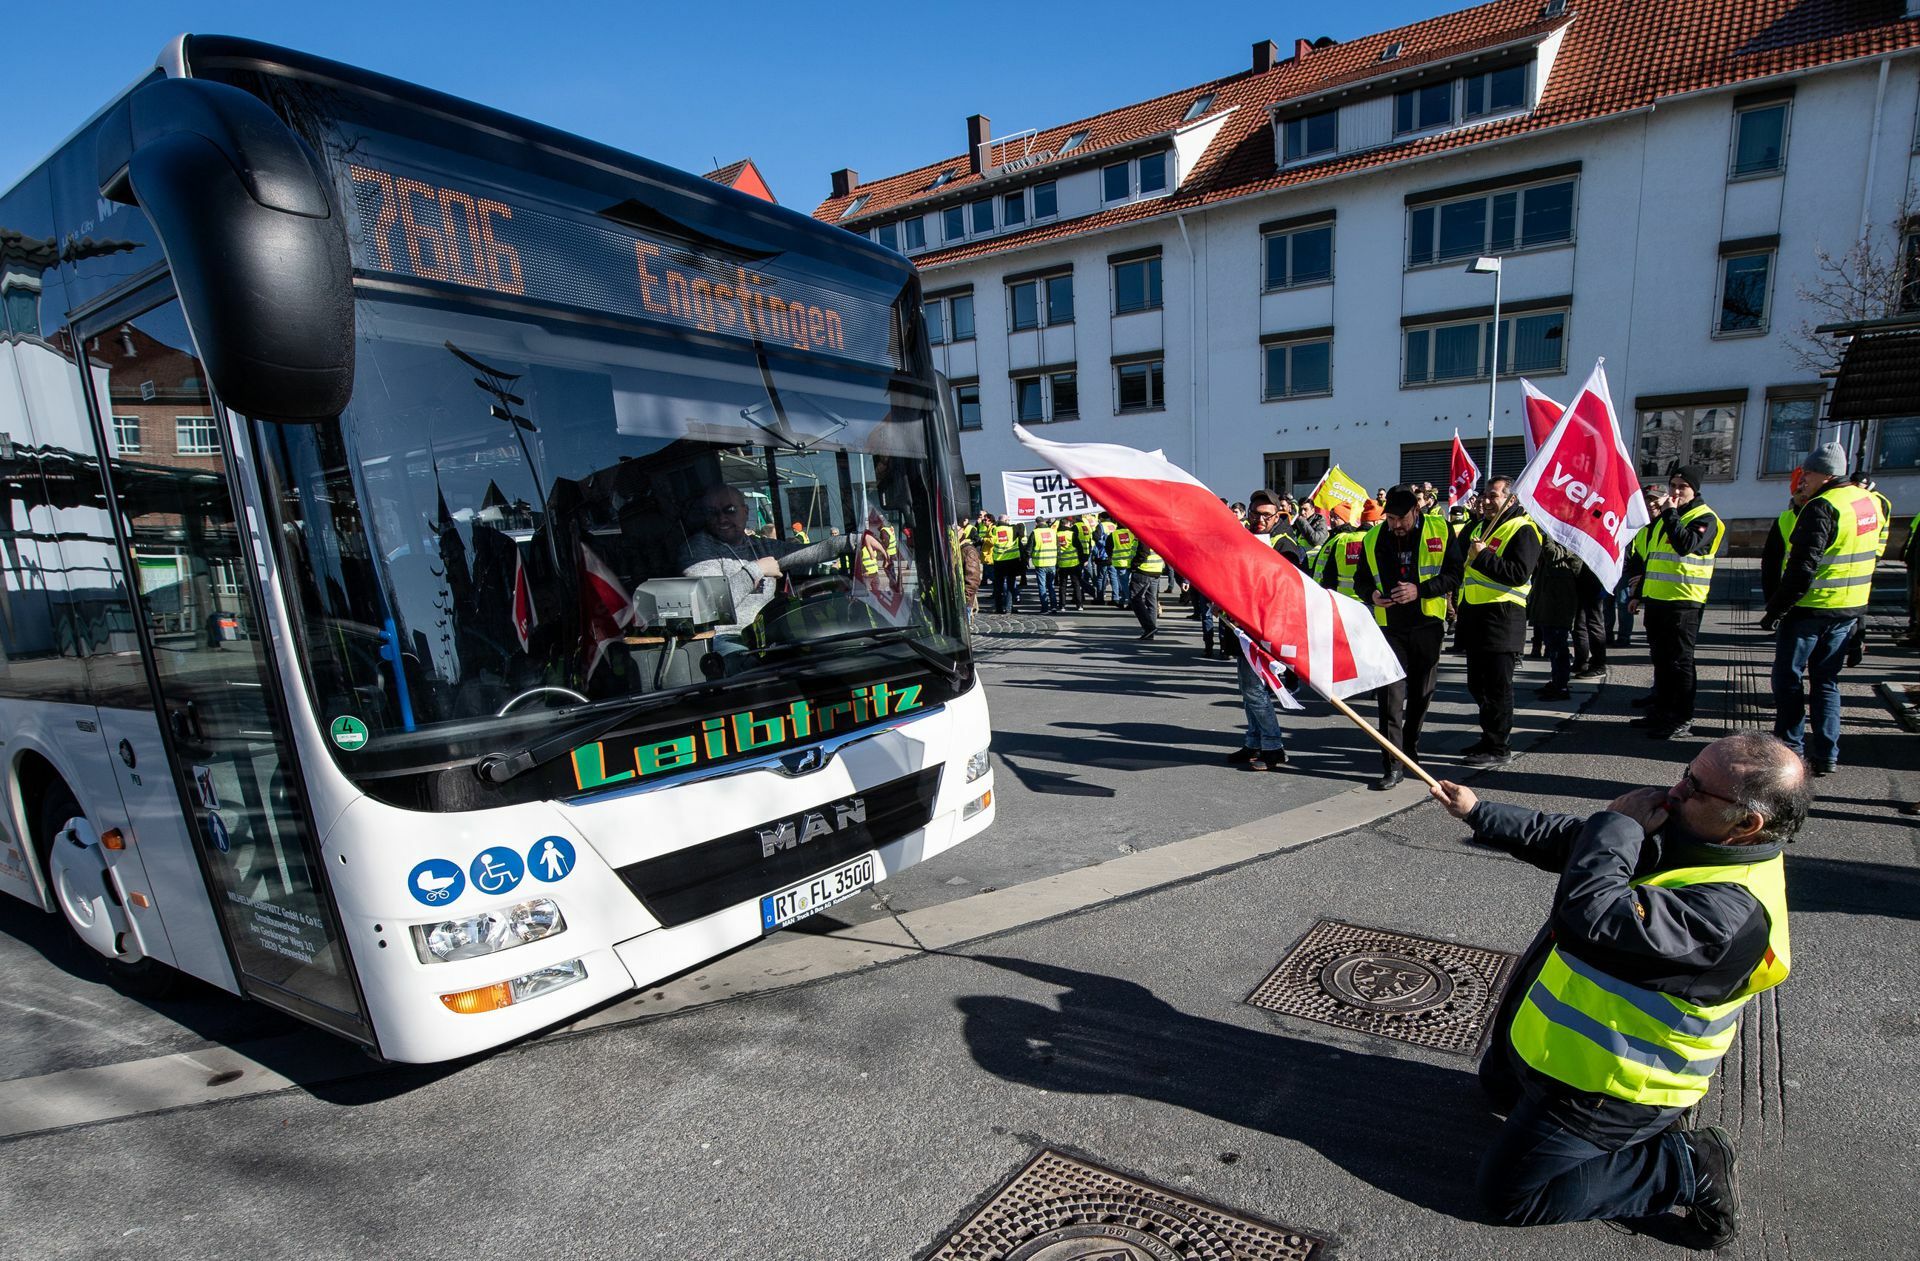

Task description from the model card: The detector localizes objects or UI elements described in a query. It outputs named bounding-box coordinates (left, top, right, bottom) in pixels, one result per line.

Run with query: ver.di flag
left=1447, top=429, right=1480, bottom=506
left=1511, top=359, right=1649, bottom=592
left=1520, top=378, right=1564, bottom=462
left=1014, top=426, right=1403, bottom=700
left=511, top=551, right=536, bottom=652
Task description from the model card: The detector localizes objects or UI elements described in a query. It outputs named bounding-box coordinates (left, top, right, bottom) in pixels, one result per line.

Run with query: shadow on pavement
left=1785, top=854, right=1920, bottom=922
left=955, top=953, right=1502, bottom=1223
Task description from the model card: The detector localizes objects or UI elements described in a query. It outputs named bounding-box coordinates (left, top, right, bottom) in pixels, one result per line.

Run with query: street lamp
left=1466, top=255, right=1503, bottom=481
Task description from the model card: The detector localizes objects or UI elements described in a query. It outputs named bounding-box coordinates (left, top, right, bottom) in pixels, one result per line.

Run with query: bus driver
left=679, top=484, right=885, bottom=632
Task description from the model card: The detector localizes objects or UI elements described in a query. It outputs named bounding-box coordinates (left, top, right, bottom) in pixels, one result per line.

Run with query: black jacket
left=1761, top=496, right=1852, bottom=620
left=1457, top=504, right=1542, bottom=653
left=1623, top=500, right=1721, bottom=593
left=1353, top=519, right=1467, bottom=628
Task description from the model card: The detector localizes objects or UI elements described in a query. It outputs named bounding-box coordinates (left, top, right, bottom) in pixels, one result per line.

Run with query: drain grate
left=1247, top=920, right=1516, bottom=1056
left=924, top=1149, right=1324, bottom=1261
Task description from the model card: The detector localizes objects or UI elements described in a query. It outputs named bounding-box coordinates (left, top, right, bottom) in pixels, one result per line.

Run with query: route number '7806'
left=759, top=852, right=878, bottom=933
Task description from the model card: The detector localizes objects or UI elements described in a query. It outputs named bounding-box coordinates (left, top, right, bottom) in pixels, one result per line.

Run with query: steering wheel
left=791, top=572, right=853, bottom=600
left=495, top=686, right=590, bottom=717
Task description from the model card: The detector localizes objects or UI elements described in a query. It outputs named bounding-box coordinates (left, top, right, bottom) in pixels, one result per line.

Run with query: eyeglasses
left=704, top=503, right=744, bottom=517
left=1676, top=765, right=1742, bottom=808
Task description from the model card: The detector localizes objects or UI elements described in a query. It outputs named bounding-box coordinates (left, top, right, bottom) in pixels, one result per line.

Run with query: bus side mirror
left=95, top=78, right=353, bottom=422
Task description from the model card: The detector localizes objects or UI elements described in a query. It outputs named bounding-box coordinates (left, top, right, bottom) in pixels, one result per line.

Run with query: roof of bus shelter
left=1824, top=315, right=1920, bottom=422
left=812, top=0, right=1920, bottom=270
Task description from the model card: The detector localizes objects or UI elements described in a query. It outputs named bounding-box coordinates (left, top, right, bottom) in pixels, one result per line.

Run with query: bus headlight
left=412, top=898, right=566, bottom=964
left=965, top=749, right=991, bottom=783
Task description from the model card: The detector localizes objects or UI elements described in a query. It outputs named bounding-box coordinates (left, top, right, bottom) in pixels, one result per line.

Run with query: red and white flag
left=1447, top=430, right=1480, bottom=506
left=1227, top=624, right=1303, bottom=711
left=578, top=541, right=634, bottom=676
left=511, top=551, right=536, bottom=653
left=1014, top=426, right=1403, bottom=700
left=1512, top=360, right=1650, bottom=592
left=1519, top=378, right=1564, bottom=462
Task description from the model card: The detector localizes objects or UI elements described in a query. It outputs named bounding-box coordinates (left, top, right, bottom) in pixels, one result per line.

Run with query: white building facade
left=815, top=2, right=1920, bottom=541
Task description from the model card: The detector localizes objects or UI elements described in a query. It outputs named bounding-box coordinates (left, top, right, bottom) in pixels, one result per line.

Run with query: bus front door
left=85, top=296, right=370, bottom=1043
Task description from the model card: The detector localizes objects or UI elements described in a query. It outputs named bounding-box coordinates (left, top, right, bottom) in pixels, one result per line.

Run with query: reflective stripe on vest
left=1111, top=529, right=1136, bottom=564
left=1362, top=514, right=1450, bottom=625
left=1460, top=514, right=1539, bottom=607
left=1132, top=547, right=1166, bottom=574
left=1641, top=503, right=1726, bottom=605
left=1327, top=533, right=1364, bottom=599
left=1030, top=525, right=1058, bottom=567
left=1510, top=855, right=1789, bottom=1109
left=1798, top=484, right=1879, bottom=610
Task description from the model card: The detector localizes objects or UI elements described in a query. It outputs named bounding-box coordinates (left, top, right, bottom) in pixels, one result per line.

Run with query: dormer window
left=1395, top=82, right=1455, bottom=135
left=1183, top=93, right=1216, bottom=122
left=1282, top=111, right=1338, bottom=163
left=1464, top=65, right=1528, bottom=119
left=840, top=194, right=870, bottom=219
left=1060, top=130, right=1091, bottom=154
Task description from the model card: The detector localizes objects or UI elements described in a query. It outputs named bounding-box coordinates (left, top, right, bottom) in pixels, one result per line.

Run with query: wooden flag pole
left=1322, top=691, right=1444, bottom=791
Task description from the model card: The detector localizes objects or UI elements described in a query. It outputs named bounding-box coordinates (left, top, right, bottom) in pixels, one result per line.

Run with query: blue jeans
left=994, top=567, right=1019, bottom=614
left=1112, top=568, right=1132, bottom=606
left=1477, top=1089, right=1694, bottom=1226
left=1543, top=627, right=1571, bottom=688
left=1771, top=612, right=1856, bottom=766
left=1234, top=651, right=1286, bottom=752
left=1033, top=567, right=1057, bottom=611
left=1606, top=584, right=1633, bottom=644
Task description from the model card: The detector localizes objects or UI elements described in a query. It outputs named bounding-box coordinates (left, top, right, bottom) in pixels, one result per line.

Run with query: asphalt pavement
left=1, top=586, right=1915, bottom=1260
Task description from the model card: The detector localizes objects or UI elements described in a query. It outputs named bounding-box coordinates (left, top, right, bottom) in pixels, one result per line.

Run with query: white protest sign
left=1001, top=468, right=1096, bottom=522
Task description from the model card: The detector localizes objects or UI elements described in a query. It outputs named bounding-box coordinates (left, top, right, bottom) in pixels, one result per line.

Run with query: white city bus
left=0, top=36, right=993, bottom=1062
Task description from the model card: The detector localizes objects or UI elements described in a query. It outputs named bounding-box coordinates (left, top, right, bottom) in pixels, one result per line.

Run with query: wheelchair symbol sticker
left=409, top=858, right=464, bottom=906
left=527, top=836, right=576, bottom=883
left=470, top=847, right=525, bottom=896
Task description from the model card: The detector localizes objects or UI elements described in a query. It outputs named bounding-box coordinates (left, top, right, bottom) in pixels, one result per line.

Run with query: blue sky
left=5, top=0, right=1458, bottom=210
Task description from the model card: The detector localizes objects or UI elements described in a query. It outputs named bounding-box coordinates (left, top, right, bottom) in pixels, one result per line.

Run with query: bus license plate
left=760, top=852, right=878, bottom=932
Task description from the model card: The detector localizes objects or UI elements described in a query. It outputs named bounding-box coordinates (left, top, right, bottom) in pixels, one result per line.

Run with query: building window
left=1401, top=437, right=1525, bottom=485
left=1102, top=154, right=1170, bottom=204
left=840, top=194, right=870, bottom=219
left=1762, top=392, right=1822, bottom=476
left=953, top=382, right=982, bottom=430
left=1115, top=359, right=1165, bottom=413
left=1874, top=417, right=1920, bottom=471
left=1112, top=256, right=1163, bottom=315
left=1716, top=250, right=1773, bottom=335
left=1731, top=101, right=1789, bottom=178
left=1003, top=191, right=1027, bottom=227
left=176, top=415, right=220, bottom=456
left=112, top=415, right=141, bottom=454
left=1008, top=272, right=1072, bottom=331
left=1262, top=337, right=1333, bottom=401
left=1183, top=92, right=1217, bottom=122
left=1103, top=162, right=1130, bottom=202
left=1900, top=228, right=1920, bottom=313
left=1464, top=65, right=1527, bottom=118
left=1635, top=403, right=1740, bottom=481
left=1402, top=308, right=1567, bottom=386
left=970, top=198, right=994, bottom=234
left=1395, top=81, right=1455, bottom=135
left=874, top=222, right=899, bottom=252
left=1032, top=182, right=1058, bottom=219
left=1262, top=223, right=1333, bottom=290
left=1263, top=450, right=1330, bottom=500
left=903, top=218, right=927, bottom=251
left=1407, top=176, right=1576, bottom=267
left=1282, top=111, right=1338, bottom=163
left=925, top=293, right=974, bottom=345
left=923, top=302, right=945, bottom=345
left=942, top=206, right=965, bottom=243
left=965, top=473, right=982, bottom=516
left=1138, top=151, right=1168, bottom=194
left=1060, top=130, right=1091, bottom=154
left=1013, top=370, right=1077, bottom=423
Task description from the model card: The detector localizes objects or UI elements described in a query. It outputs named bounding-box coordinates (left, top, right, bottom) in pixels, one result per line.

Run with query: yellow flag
left=1308, top=465, right=1369, bottom=515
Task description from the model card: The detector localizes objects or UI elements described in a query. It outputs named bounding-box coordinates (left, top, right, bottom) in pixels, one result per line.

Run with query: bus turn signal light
left=100, top=829, right=125, bottom=850
left=438, top=959, right=588, bottom=1015
left=439, top=982, right=513, bottom=1015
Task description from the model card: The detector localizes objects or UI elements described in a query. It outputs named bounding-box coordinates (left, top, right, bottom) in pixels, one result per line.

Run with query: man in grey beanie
left=1759, top=441, right=1882, bottom=774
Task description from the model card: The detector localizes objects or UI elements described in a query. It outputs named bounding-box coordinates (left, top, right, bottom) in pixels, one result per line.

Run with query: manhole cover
left=1247, top=920, right=1516, bottom=1056
left=924, top=1149, right=1323, bottom=1261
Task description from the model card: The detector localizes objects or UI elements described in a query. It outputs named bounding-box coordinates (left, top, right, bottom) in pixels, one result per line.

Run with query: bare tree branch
left=1789, top=187, right=1920, bottom=376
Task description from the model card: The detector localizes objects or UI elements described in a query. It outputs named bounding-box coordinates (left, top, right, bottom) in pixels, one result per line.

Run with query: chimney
left=1253, top=40, right=1280, bottom=74
left=830, top=168, right=858, bottom=199
left=1293, top=37, right=1312, bottom=61
left=967, top=114, right=992, bottom=176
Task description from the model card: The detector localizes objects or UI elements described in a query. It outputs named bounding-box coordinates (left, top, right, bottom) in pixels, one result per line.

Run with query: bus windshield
left=257, top=292, right=968, bottom=804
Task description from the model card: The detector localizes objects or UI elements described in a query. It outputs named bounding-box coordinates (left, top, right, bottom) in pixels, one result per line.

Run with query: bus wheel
left=35, top=784, right=177, bottom=1000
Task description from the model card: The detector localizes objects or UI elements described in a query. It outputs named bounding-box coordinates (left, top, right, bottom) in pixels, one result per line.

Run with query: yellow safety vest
left=1029, top=525, right=1058, bottom=567
left=792, top=527, right=810, bottom=545
left=975, top=520, right=996, bottom=550
left=1111, top=528, right=1136, bottom=565
left=991, top=525, right=1020, bottom=563
left=1056, top=525, right=1081, bottom=568
left=1796, top=484, right=1879, bottom=611
left=1769, top=508, right=1796, bottom=579
left=1511, top=855, right=1789, bottom=1109
left=1870, top=489, right=1893, bottom=558
left=1324, top=532, right=1365, bottom=600
left=1131, top=546, right=1165, bottom=575
left=1460, top=513, right=1540, bottom=607
left=1641, top=503, right=1726, bottom=605
left=1361, top=514, right=1450, bottom=625
left=882, top=524, right=898, bottom=557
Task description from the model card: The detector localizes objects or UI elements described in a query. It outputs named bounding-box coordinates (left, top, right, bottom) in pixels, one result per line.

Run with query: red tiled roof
left=705, top=159, right=752, bottom=185
left=812, top=0, right=1920, bottom=270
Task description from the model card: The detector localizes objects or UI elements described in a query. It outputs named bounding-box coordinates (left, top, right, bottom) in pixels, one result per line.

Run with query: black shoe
left=1137, top=629, right=1156, bottom=641
left=1261, top=749, right=1289, bottom=769
left=1462, top=748, right=1514, bottom=768
left=1646, top=721, right=1694, bottom=740
left=1812, top=761, right=1835, bottom=777
left=1369, top=767, right=1405, bottom=791
left=1573, top=668, right=1607, bottom=681
left=1461, top=737, right=1496, bottom=756
left=1681, top=1126, right=1741, bottom=1250
left=1628, top=714, right=1662, bottom=728
left=1536, top=686, right=1572, bottom=701
left=1227, top=746, right=1260, bottom=766
left=1631, top=694, right=1658, bottom=709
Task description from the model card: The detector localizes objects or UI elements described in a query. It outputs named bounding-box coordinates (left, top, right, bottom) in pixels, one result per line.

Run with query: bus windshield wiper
left=474, top=686, right=714, bottom=785
left=757, top=626, right=964, bottom=685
